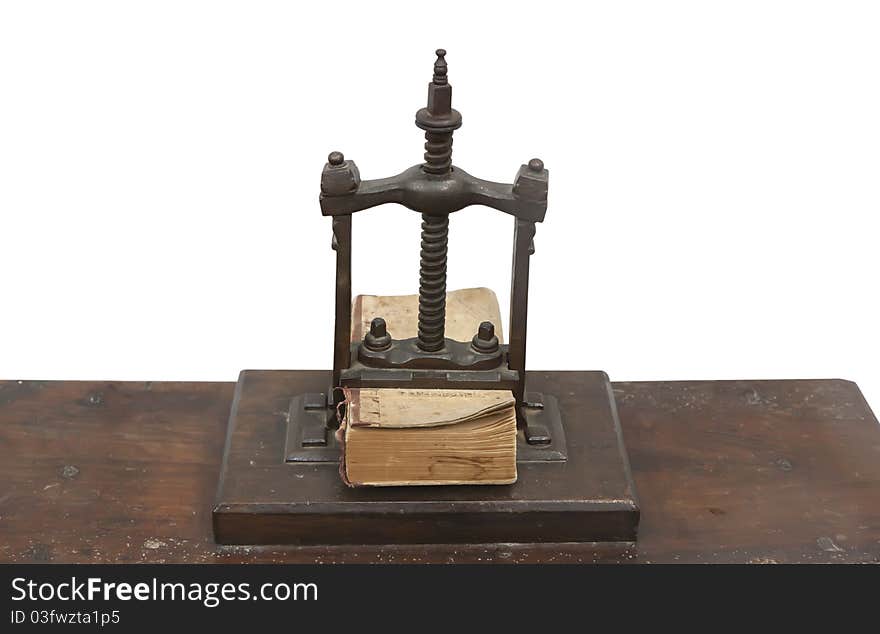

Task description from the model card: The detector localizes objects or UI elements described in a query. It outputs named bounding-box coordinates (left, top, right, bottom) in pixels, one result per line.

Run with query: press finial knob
left=328, top=151, right=345, bottom=166
left=433, top=49, right=448, bottom=85
left=416, top=47, right=461, bottom=173
left=528, top=158, right=544, bottom=173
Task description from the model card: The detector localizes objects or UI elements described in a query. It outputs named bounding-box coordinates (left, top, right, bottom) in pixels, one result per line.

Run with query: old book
left=339, top=387, right=517, bottom=487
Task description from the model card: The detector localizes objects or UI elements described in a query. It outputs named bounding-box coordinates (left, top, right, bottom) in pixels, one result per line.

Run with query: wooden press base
left=213, top=370, right=639, bottom=545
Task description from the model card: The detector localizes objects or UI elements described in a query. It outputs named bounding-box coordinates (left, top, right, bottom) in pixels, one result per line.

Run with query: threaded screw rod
left=417, top=214, right=449, bottom=351
left=413, top=49, right=461, bottom=353
left=422, top=131, right=454, bottom=175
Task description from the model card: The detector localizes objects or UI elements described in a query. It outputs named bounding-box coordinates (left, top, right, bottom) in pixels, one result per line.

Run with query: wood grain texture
left=1, top=376, right=878, bottom=563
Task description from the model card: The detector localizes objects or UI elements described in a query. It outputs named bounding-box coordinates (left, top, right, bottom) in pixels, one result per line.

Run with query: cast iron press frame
left=288, top=50, right=559, bottom=461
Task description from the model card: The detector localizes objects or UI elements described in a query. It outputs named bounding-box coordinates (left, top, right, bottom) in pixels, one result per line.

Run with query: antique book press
left=213, top=51, right=639, bottom=544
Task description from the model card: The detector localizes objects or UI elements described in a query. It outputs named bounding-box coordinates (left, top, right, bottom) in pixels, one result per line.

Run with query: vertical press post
left=508, top=218, right=536, bottom=406
left=331, top=215, right=352, bottom=403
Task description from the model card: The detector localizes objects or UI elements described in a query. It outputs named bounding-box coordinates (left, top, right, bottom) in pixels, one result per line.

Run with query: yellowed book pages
left=341, top=387, right=517, bottom=487
left=351, top=388, right=515, bottom=428
left=351, top=287, right=504, bottom=344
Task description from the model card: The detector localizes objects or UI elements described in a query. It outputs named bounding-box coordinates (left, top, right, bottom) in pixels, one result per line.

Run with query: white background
left=1, top=2, right=878, bottom=411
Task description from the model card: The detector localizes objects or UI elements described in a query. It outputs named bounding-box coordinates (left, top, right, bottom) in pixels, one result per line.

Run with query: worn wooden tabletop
left=1, top=376, right=878, bottom=563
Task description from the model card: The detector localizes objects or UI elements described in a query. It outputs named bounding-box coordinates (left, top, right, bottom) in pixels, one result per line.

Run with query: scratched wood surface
left=1, top=377, right=878, bottom=563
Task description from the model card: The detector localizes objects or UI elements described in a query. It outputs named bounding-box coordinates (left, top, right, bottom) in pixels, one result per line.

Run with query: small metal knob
left=364, top=317, right=392, bottom=351
left=471, top=321, right=499, bottom=353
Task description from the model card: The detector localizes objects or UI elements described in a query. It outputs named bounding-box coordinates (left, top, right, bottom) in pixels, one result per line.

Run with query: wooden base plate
left=213, top=370, right=639, bottom=545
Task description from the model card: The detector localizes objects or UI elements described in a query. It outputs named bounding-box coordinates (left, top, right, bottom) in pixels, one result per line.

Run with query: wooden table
left=1, top=375, right=878, bottom=563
